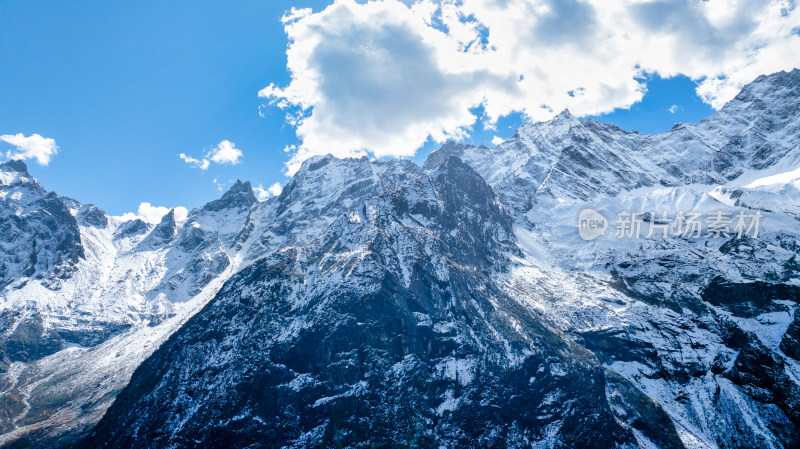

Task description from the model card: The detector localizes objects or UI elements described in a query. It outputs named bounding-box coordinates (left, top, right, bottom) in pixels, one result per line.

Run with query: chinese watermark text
left=578, top=209, right=762, bottom=241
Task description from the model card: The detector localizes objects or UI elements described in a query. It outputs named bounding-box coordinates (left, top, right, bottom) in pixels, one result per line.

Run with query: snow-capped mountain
left=426, top=70, right=800, bottom=210
left=0, top=169, right=255, bottom=446
left=0, top=160, right=83, bottom=295
left=426, top=68, right=800, bottom=448
left=2, top=69, right=800, bottom=448
left=0, top=154, right=426, bottom=447
left=82, top=157, right=682, bottom=448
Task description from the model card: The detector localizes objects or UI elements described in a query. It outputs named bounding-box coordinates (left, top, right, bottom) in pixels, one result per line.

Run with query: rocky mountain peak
left=276, top=154, right=408, bottom=218
left=0, top=164, right=85, bottom=292
left=422, top=141, right=482, bottom=172
left=202, top=179, right=256, bottom=212
left=0, top=159, right=41, bottom=191
left=522, top=107, right=580, bottom=135
left=432, top=156, right=503, bottom=218
left=2, top=159, right=28, bottom=173
left=554, top=108, right=574, bottom=120
left=743, top=68, right=800, bottom=97
left=144, top=209, right=178, bottom=244
left=720, top=68, right=800, bottom=118
left=76, top=204, right=109, bottom=228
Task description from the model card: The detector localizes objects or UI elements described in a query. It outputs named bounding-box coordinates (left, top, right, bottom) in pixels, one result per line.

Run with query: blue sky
left=1, top=0, right=793, bottom=216
left=0, top=1, right=327, bottom=215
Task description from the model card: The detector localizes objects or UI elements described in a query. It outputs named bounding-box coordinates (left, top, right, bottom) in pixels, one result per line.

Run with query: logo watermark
left=578, top=209, right=608, bottom=240
left=578, top=209, right=762, bottom=241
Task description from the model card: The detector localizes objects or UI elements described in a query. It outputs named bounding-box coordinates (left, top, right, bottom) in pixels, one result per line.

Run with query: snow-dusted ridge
left=1, top=69, right=800, bottom=448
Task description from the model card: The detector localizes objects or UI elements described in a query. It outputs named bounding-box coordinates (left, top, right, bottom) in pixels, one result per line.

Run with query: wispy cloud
left=212, top=177, right=227, bottom=192
left=179, top=153, right=210, bottom=170
left=1, top=133, right=59, bottom=165
left=263, top=0, right=800, bottom=174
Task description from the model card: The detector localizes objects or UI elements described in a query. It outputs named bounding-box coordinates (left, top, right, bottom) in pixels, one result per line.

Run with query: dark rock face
left=114, top=218, right=150, bottom=240
left=77, top=204, right=109, bottom=228
left=82, top=160, right=675, bottom=448
left=577, top=328, right=659, bottom=365
left=429, top=157, right=518, bottom=268
left=0, top=312, right=61, bottom=366
left=781, top=312, right=800, bottom=361
left=5, top=314, right=60, bottom=363
left=726, top=336, right=800, bottom=437
left=701, top=276, right=800, bottom=317
left=57, top=322, right=133, bottom=348
left=603, top=371, right=686, bottom=449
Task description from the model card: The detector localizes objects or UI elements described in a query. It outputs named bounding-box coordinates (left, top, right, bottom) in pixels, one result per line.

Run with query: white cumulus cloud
left=1, top=133, right=59, bottom=165
left=118, top=202, right=189, bottom=224
left=262, top=0, right=800, bottom=174
left=267, top=182, right=283, bottom=196
left=208, top=140, right=243, bottom=165
left=260, top=1, right=518, bottom=174
left=180, top=140, right=243, bottom=170
left=491, top=136, right=504, bottom=145
left=253, top=185, right=269, bottom=201
left=253, top=182, right=283, bottom=201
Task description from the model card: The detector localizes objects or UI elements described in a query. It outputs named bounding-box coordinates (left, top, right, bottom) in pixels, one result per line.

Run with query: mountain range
left=1, top=69, right=799, bottom=448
